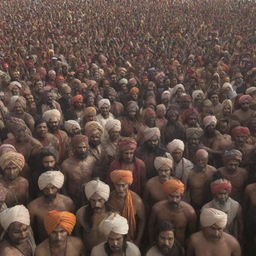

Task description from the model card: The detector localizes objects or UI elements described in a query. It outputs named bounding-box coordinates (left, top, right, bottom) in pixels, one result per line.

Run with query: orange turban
left=129, top=87, right=140, bottom=95
left=110, top=170, right=133, bottom=185
left=84, top=107, right=97, bottom=116
left=163, top=179, right=185, bottom=195
left=44, top=210, right=76, bottom=235
left=211, top=179, right=232, bottom=195
left=71, top=95, right=83, bottom=104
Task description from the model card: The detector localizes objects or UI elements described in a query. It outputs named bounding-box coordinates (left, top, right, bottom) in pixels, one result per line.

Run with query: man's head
left=154, top=157, right=173, bottom=183
left=156, top=221, right=175, bottom=255
left=118, top=137, right=137, bottom=163
left=239, top=95, right=252, bottom=111
left=105, top=119, right=121, bottom=142
left=163, top=179, right=184, bottom=208
left=200, top=208, right=227, bottom=241
left=84, top=179, right=110, bottom=213
left=84, top=121, right=103, bottom=148
left=186, top=128, right=203, bottom=149
left=143, top=108, right=156, bottom=127
left=98, top=98, right=111, bottom=118
left=203, top=115, right=217, bottom=135
left=83, top=107, right=97, bottom=124
left=35, top=119, right=48, bottom=138
left=195, top=149, right=208, bottom=170
left=71, top=135, right=89, bottom=160
left=231, top=126, right=250, bottom=146
left=143, top=127, right=161, bottom=151
left=167, top=139, right=184, bottom=163
left=64, top=120, right=81, bottom=137
left=223, top=149, right=242, bottom=172
left=126, top=101, right=139, bottom=119
left=40, top=149, right=57, bottom=171
left=110, top=170, right=133, bottom=198
left=211, top=179, right=232, bottom=205
left=71, top=95, right=84, bottom=109
left=43, top=109, right=61, bottom=133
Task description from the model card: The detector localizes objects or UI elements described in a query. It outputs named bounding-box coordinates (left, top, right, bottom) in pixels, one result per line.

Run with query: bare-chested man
left=28, top=171, right=75, bottom=243
left=187, top=149, right=217, bottom=211
left=108, top=170, right=145, bottom=245
left=61, top=135, right=96, bottom=207
left=0, top=151, right=29, bottom=207
left=76, top=179, right=114, bottom=253
left=187, top=208, right=241, bottom=256
left=35, top=210, right=84, bottom=256
left=149, top=179, right=196, bottom=245
left=0, top=205, right=36, bottom=256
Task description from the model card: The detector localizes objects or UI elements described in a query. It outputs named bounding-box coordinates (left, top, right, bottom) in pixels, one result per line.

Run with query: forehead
left=90, top=192, right=105, bottom=201
left=159, top=230, right=174, bottom=238
left=108, top=231, right=123, bottom=239
left=9, top=222, right=28, bottom=231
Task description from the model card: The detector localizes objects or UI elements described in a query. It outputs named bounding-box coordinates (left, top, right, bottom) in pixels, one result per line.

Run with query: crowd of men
left=0, top=0, right=256, bottom=255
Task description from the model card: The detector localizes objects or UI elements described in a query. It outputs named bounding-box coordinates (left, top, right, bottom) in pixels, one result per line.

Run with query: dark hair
left=104, top=235, right=127, bottom=256
left=156, top=220, right=175, bottom=238
left=34, top=118, right=47, bottom=128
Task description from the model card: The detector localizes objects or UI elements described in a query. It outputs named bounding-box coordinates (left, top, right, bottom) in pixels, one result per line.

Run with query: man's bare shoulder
left=131, top=191, right=144, bottom=206
left=0, top=241, right=18, bottom=255
left=180, top=201, right=196, bottom=214
left=222, top=232, right=240, bottom=249
left=145, top=176, right=159, bottom=187
left=152, top=200, right=168, bottom=211
left=68, top=236, right=84, bottom=248
left=245, top=183, right=256, bottom=193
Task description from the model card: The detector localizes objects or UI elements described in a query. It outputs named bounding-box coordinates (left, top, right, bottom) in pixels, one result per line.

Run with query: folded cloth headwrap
left=182, top=108, right=199, bottom=124
left=231, top=126, right=250, bottom=137
left=238, top=94, right=252, bottom=104
left=221, top=99, right=233, bottom=112
left=0, top=151, right=25, bottom=170
left=44, top=210, right=76, bottom=235
left=101, top=213, right=129, bottom=236
left=192, top=90, right=204, bottom=100
left=118, top=137, right=137, bottom=151
left=64, top=120, right=81, bottom=133
left=9, top=81, right=22, bottom=89
left=246, top=87, right=256, bottom=95
left=203, top=115, right=217, bottom=128
left=129, top=87, right=139, bottom=95
left=211, top=179, right=232, bottom=194
left=43, top=109, right=61, bottom=122
left=0, top=205, right=30, bottom=230
left=84, top=179, right=110, bottom=201
left=71, top=135, right=88, bottom=147
left=0, top=183, right=8, bottom=202
left=167, top=139, right=185, bottom=153
left=6, top=117, right=31, bottom=136
left=156, top=104, right=166, bottom=112
left=84, top=121, right=104, bottom=137
left=171, top=84, right=185, bottom=96
left=223, top=149, right=242, bottom=162
left=154, top=157, right=173, bottom=170
left=163, top=179, right=185, bottom=195
left=118, top=78, right=128, bottom=85
left=71, top=95, right=83, bottom=105
left=0, top=144, right=17, bottom=155
left=38, top=171, right=64, bottom=190
left=126, top=101, right=139, bottom=111
left=84, top=107, right=97, bottom=116
left=110, top=170, right=133, bottom=185
left=161, top=90, right=171, bottom=100
left=143, top=127, right=160, bottom=142
left=186, top=127, right=203, bottom=139
left=98, top=98, right=110, bottom=109
left=143, top=107, right=156, bottom=119
left=105, top=119, right=121, bottom=132
left=9, top=96, right=26, bottom=110
left=200, top=208, right=227, bottom=229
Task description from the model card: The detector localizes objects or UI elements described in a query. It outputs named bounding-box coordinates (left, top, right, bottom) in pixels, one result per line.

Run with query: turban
left=222, top=82, right=232, bottom=90
left=6, top=117, right=31, bottom=135
left=238, top=94, right=252, bottom=104
left=203, top=115, right=217, bottom=127
left=71, top=95, right=83, bottom=105
left=84, top=121, right=104, bottom=137
left=128, top=78, right=137, bottom=86
left=43, top=109, right=61, bottom=122
left=231, top=126, right=250, bottom=137
left=44, top=210, right=76, bottom=235
left=0, top=144, right=17, bottom=155
left=143, top=108, right=156, bottom=120
left=84, top=179, right=110, bottom=201
left=9, top=81, right=22, bottom=90
left=163, top=179, right=185, bottom=195
left=126, top=101, right=139, bottom=111
left=118, top=137, right=137, bottom=151
left=38, top=171, right=64, bottom=190
left=0, top=151, right=25, bottom=170
left=186, top=127, right=203, bottom=139
left=211, top=179, right=232, bottom=195
left=84, top=107, right=97, bottom=116
left=223, top=149, right=242, bottom=162
left=182, top=108, right=199, bottom=124
left=167, top=139, right=185, bottom=153
left=110, top=170, right=133, bottom=185
left=0, top=205, right=30, bottom=230
left=200, top=208, right=227, bottom=229
left=129, top=87, right=140, bottom=95
left=156, top=104, right=166, bottom=112
left=246, top=87, right=256, bottom=95
left=64, top=120, right=81, bottom=133
left=0, top=183, right=8, bottom=202
left=71, top=135, right=88, bottom=147
left=118, top=78, right=128, bottom=85
left=48, top=70, right=56, bottom=76
left=172, top=84, right=185, bottom=96
left=167, top=104, right=179, bottom=116
left=192, top=90, right=204, bottom=100
left=9, top=96, right=26, bottom=110
left=154, top=157, right=173, bottom=170
left=143, top=127, right=160, bottom=142
left=98, top=98, right=110, bottom=109
left=105, top=119, right=121, bottom=133
left=221, top=99, right=233, bottom=112
left=101, top=213, right=129, bottom=236
left=161, top=90, right=171, bottom=100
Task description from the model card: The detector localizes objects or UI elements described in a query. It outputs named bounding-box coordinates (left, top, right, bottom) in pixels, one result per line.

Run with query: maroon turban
left=118, top=137, right=137, bottom=151
left=71, top=135, right=88, bottom=147
left=231, top=126, right=250, bottom=137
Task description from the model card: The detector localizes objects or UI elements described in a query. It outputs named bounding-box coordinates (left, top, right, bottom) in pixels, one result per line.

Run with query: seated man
left=35, top=210, right=84, bottom=256
left=187, top=208, right=241, bottom=256
left=0, top=205, right=36, bottom=256
left=146, top=220, right=184, bottom=256
left=91, top=213, right=141, bottom=256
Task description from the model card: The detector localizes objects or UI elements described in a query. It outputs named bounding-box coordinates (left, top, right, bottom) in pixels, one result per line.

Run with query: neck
left=49, top=238, right=67, bottom=249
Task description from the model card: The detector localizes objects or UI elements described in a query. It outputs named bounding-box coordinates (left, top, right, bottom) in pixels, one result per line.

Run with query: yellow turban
left=0, top=151, right=25, bottom=170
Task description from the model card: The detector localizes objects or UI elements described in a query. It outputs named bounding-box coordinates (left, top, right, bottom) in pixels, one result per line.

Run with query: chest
left=189, top=171, right=212, bottom=188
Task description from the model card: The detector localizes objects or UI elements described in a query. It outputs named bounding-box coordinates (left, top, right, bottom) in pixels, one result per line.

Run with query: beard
left=44, top=193, right=57, bottom=200
left=76, top=152, right=88, bottom=160
left=157, top=244, right=173, bottom=255
left=89, top=140, right=101, bottom=148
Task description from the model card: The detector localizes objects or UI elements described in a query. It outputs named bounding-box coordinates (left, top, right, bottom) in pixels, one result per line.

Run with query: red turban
left=71, top=135, right=88, bottom=147
left=44, top=210, right=76, bottom=235
left=211, top=179, right=232, bottom=195
left=163, top=179, right=185, bottom=195
left=231, top=126, right=250, bottom=137
left=182, top=108, right=199, bottom=124
left=110, top=170, right=133, bottom=185
left=238, top=94, right=252, bottom=104
left=129, top=87, right=140, bottom=95
left=118, top=137, right=137, bottom=151
left=71, top=95, right=84, bottom=104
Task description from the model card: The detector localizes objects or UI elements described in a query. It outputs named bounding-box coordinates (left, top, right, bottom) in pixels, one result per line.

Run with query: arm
left=134, top=195, right=146, bottom=245
left=186, top=237, right=195, bottom=256
left=148, top=205, right=157, bottom=243
left=231, top=238, right=241, bottom=256
left=187, top=207, right=197, bottom=237
left=236, top=206, right=244, bottom=245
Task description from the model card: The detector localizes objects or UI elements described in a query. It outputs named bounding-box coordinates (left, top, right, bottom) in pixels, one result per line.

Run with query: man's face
left=114, top=181, right=129, bottom=198
left=188, top=137, right=200, bottom=148
left=13, top=102, right=24, bottom=115
left=157, top=230, right=175, bottom=255
left=89, top=192, right=106, bottom=213
left=49, top=225, right=68, bottom=246
left=85, top=113, right=96, bottom=122
left=4, top=162, right=20, bottom=181
left=180, top=98, right=191, bottom=109
left=47, top=118, right=59, bottom=132
left=195, top=154, right=208, bottom=169
left=166, top=110, right=178, bottom=122
left=107, top=231, right=124, bottom=253
left=171, top=149, right=183, bottom=163
left=210, top=94, right=219, bottom=105
left=46, top=92, right=54, bottom=104
left=223, top=105, right=231, bottom=115
left=15, top=127, right=29, bottom=142
left=205, top=123, right=216, bottom=134
left=121, top=149, right=134, bottom=163
left=215, top=189, right=229, bottom=205
left=145, top=115, right=156, bottom=127
left=203, top=224, right=223, bottom=240
left=70, top=126, right=81, bottom=136
left=42, top=184, right=58, bottom=200
left=36, top=122, right=48, bottom=137
left=42, top=155, right=56, bottom=169
left=8, top=222, right=29, bottom=245
left=74, top=142, right=89, bottom=159
left=109, top=130, right=120, bottom=141
left=89, top=131, right=101, bottom=148
left=127, top=109, right=137, bottom=119
left=187, top=115, right=198, bottom=127
left=234, top=134, right=247, bottom=145
left=240, top=100, right=250, bottom=111
left=146, top=135, right=159, bottom=151
left=225, top=159, right=239, bottom=172
left=167, top=192, right=182, bottom=208
left=11, top=87, right=20, bottom=96
left=158, top=168, right=171, bottom=183
left=100, top=105, right=110, bottom=118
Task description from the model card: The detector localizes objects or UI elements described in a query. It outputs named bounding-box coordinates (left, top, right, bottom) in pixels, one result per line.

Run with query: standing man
left=187, top=208, right=241, bottom=256
left=96, top=98, right=114, bottom=128
left=91, top=214, right=141, bottom=256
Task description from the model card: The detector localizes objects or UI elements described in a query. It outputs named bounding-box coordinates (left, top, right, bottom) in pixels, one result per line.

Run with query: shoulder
left=126, top=241, right=141, bottom=255
left=181, top=201, right=196, bottom=215
left=245, top=183, right=256, bottom=194
left=146, top=245, right=160, bottom=256
left=134, top=157, right=146, bottom=167
left=0, top=241, right=17, bottom=255
left=69, top=236, right=83, bottom=248
left=188, top=231, right=203, bottom=244
left=207, top=165, right=217, bottom=173
left=152, top=200, right=168, bottom=211
left=91, top=242, right=106, bottom=256
left=131, top=191, right=144, bottom=205
left=35, top=239, right=49, bottom=254
left=223, top=232, right=240, bottom=250
left=27, top=197, right=42, bottom=209
left=146, top=177, right=159, bottom=187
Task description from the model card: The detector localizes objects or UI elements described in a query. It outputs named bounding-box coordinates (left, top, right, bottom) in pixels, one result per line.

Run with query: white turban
left=154, top=157, right=173, bottom=170
left=167, top=139, right=185, bottom=153
left=101, top=213, right=129, bottom=236
left=171, top=84, right=185, bottom=96
left=9, top=81, right=22, bottom=89
left=161, top=90, right=171, bottom=100
left=246, top=87, right=256, bottom=95
left=200, top=208, right=227, bottom=229
left=222, top=82, right=233, bottom=90
left=98, top=98, right=111, bottom=109
left=192, top=90, right=204, bottom=100
left=203, top=115, right=217, bottom=127
left=38, top=171, right=64, bottom=190
left=84, top=179, right=110, bottom=201
left=64, top=120, right=81, bottom=133
left=105, top=119, right=121, bottom=133
left=118, top=78, right=128, bottom=85
left=0, top=205, right=30, bottom=230
left=43, top=109, right=61, bottom=122
left=143, top=127, right=161, bottom=142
